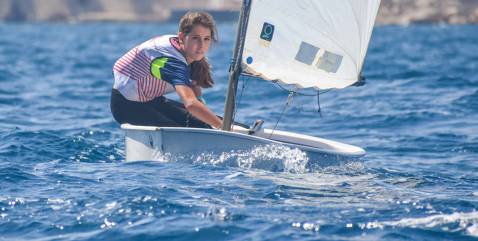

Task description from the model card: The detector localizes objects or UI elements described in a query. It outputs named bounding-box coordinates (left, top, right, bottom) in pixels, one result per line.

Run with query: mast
left=222, top=0, right=252, bottom=131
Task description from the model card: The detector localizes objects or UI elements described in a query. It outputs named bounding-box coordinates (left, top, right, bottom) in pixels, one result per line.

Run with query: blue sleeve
left=150, top=57, right=192, bottom=87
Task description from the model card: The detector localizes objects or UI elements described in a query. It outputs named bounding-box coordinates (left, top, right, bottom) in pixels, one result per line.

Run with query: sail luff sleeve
left=222, top=0, right=252, bottom=131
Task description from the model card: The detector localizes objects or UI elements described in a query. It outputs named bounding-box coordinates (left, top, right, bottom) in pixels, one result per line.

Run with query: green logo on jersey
left=151, top=57, right=169, bottom=79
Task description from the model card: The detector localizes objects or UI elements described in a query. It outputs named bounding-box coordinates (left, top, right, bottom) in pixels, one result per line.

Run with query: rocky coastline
left=1, top=0, right=477, bottom=25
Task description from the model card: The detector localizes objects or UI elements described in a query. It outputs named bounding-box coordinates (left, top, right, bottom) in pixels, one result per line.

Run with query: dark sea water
left=0, top=22, right=477, bottom=240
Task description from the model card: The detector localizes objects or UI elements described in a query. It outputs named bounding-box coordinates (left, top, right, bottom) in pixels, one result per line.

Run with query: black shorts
left=110, top=89, right=211, bottom=128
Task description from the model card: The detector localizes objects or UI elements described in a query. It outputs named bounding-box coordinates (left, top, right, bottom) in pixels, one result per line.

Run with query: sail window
left=295, top=41, right=319, bottom=65
left=316, top=51, right=343, bottom=73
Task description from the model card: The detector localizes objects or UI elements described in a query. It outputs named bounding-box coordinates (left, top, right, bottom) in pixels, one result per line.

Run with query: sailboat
left=121, top=0, right=381, bottom=167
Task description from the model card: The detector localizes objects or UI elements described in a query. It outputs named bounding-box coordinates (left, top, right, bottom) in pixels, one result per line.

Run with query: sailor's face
left=180, top=25, right=212, bottom=63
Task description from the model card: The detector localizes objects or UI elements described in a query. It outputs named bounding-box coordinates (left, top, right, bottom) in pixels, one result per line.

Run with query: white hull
left=121, top=124, right=365, bottom=168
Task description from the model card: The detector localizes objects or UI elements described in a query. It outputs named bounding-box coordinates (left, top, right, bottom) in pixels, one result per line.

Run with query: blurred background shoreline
left=1, top=0, right=478, bottom=25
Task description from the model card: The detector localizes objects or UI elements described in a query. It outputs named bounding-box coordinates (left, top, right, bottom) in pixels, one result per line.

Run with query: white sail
left=241, top=0, right=381, bottom=89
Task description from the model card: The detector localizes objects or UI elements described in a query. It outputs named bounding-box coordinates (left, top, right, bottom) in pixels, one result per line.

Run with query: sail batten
left=241, top=0, right=381, bottom=89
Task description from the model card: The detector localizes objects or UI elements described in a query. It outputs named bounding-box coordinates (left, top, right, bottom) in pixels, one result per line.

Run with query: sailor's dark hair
left=190, top=58, right=214, bottom=88
left=179, top=11, right=218, bottom=43
left=179, top=11, right=217, bottom=88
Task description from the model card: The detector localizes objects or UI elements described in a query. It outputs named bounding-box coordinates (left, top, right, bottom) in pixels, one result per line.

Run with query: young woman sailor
left=110, top=12, right=222, bottom=129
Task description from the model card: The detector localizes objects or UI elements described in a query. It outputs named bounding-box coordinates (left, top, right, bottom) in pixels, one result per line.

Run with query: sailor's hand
left=212, top=122, right=222, bottom=130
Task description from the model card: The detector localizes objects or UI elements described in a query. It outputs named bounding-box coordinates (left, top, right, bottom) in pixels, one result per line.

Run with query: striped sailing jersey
left=113, top=35, right=191, bottom=102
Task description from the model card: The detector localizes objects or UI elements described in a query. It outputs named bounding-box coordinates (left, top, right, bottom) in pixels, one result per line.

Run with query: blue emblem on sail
left=260, top=22, right=275, bottom=42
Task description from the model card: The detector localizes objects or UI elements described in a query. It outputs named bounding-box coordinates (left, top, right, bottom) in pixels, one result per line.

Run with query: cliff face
left=0, top=0, right=176, bottom=22
left=376, top=0, right=478, bottom=25
left=0, top=0, right=477, bottom=24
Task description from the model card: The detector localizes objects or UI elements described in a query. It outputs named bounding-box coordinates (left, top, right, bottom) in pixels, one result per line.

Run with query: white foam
left=192, top=144, right=309, bottom=173
left=467, top=223, right=478, bottom=236
left=381, top=211, right=478, bottom=237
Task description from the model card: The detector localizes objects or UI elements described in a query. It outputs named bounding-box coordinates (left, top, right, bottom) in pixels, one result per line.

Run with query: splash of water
left=191, top=144, right=309, bottom=173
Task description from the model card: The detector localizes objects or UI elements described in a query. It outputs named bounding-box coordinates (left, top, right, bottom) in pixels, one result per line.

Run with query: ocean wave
left=379, top=211, right=478, bottom=237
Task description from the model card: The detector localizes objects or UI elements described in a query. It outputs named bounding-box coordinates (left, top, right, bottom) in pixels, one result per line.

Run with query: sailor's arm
left=191, top=81, right=206, bottom=103
left=175, top=85, right=222, bottom=129
left=191, top=80, right=202, bottom=97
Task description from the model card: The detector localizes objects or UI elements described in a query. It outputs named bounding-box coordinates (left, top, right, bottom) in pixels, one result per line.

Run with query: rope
left=317, top=91, right=322, bottom=117
left=273, top=81, right=332, bottom=96
left=232, top=75, right=332, bottom=132
left=269, top=91, right=295, bottom=138
left=232, top=75, right=250, bottom=126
